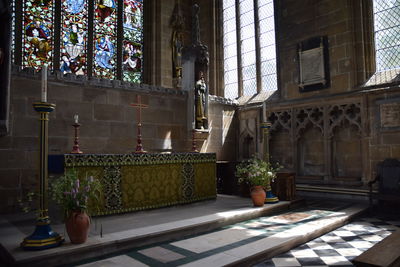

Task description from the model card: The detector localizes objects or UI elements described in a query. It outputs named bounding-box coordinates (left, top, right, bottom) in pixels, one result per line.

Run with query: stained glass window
left=60, top=0, right=88, bottom=75
left=15, top=0, right=144, bottom=81
left=22, top=0, right=54, bottom=69
left=123, top=0, right=143, bottom=83
left=93, top=0, right=118, bottom=79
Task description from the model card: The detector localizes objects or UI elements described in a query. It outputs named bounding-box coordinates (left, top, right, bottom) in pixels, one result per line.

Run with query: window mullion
left=253, top=0, right=262, bottom=93
left=87, top=0, right=94, bottom=78
left=14, top=0, right=23, bottom=66
left=116, top=0, right=123, bottom=80
left=235, top=0, right=243, bottom=97
left=53, top=0, right=61, bottom=71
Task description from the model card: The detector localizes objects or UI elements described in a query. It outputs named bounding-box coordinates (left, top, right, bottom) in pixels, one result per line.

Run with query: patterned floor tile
left=253, top=214, right=400, bottom=267
left=272, top=257, right=301, bottom=266
left=296, top=256, right=326, bottom=266
left=320, top=255, right=352, bottom=265
left=291, top=249, right=319, bottom=258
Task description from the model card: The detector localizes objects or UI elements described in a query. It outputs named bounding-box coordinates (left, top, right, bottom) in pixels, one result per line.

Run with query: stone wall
left=276, top=0, right=371, bottom=99
left=261, top=0, right=400, bottom=188
left=0, top=69, right=237, bottom=213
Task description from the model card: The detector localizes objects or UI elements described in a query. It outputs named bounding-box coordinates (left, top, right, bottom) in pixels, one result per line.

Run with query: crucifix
left=130, top=95, right=148, bottom=153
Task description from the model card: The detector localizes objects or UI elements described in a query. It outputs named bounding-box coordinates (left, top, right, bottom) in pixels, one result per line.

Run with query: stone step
left=77, top=202, right=368, bottom=267
left=0, top=196, right=304, bottom=267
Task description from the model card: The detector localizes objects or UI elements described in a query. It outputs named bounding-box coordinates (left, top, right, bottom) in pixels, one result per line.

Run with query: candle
left=74, top=114, right=79, bottom=124
left=262, top=102, right=266, bottom=122
left=41, top=65, right=47, bottom=102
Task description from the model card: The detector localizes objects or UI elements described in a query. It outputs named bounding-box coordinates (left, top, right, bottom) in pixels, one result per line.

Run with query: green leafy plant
left=51, top=169, right=102, bottom=219
left=236, top=156, right=282, bottom=187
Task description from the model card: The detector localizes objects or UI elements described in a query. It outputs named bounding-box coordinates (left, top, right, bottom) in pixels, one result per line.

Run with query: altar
left=51, top=153, right=217, bottom=216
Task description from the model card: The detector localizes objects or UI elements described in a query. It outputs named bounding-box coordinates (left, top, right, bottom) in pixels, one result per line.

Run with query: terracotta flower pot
left=250, top=186, right=266, bottom=207
left=65, top=211, right=90, bottom=244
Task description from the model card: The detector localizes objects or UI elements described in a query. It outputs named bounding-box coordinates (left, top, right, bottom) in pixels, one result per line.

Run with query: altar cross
left=130, top=95, right=148, bottom=153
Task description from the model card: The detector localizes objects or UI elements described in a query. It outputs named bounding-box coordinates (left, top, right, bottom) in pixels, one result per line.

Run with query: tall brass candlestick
left=261, top=121, right=279, bottom=204
left=71, top=116, right=83, bottom=154
left=21, top=102, right=64, bottom=250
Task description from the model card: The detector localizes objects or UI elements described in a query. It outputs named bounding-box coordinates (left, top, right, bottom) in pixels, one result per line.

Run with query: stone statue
left=195, top=71, right=207, bottom=129
left=172, top=30, right=183, bottom=79
left=170, top=1, right=185, bottom=86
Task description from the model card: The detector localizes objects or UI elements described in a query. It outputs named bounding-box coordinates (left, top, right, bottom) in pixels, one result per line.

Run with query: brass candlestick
left=261, top=121, right=279, bottom=204
left=130, top=96, right=148, bottom=153
left=71, top=122, right=83, bottom=154
left=21, top=102, right=64, bottom=250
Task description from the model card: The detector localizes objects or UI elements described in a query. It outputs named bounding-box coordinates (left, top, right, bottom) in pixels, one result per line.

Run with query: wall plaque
left=298, top=36, right=330, bottom=92
left=380, top=102, right=400, bottom=128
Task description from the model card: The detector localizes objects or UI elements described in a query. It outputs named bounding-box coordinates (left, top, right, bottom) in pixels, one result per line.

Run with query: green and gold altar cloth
left=64, top=153, right=217, bottom=216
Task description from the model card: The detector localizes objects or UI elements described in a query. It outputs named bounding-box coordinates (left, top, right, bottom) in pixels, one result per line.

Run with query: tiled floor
left=75, top=202, right=367, bottom=267
left=253, top=216, right=400, bottom=267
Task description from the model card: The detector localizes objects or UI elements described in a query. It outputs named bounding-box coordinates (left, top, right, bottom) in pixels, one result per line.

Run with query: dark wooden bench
left=352, top=229, right=400, bottom=267
left=369, top=158, right=400, bottom=209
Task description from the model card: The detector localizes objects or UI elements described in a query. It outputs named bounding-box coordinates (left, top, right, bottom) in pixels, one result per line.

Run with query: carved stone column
left=0, top=0, right=11, bottom=136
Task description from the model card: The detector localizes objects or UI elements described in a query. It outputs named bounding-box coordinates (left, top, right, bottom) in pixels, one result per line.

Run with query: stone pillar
left=0, top=0, right=11, bottom=136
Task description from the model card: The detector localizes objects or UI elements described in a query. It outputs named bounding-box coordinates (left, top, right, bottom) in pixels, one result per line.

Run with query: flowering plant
left=51, top=169, right=102, bottom=219
left=236, top=156, right=281, bottom=187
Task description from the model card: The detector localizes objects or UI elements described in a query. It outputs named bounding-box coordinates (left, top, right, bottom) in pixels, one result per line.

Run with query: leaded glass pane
left=240, top=10, right=254, bottom=27
left=223, top=0, right=238, bottom=99
left=224, top=69, right=238, bottom=83
left=223, top=0, right=235, bottom=10
left=224, top=56, right=238, bottom=71
left=60, top=0, right=88, bottom=75
left=373, top=0, right=400, bottom=71
left=259, top=0, right=276, bottom=91
left=223, top=5, right=236, bottom=21
left=224, top=31, right=237, bottom=46
left=239, top=0, right=253, bottom=14
left=261, top=59, right=276, bottom=75
left=258, top=2, right=274, bottom=19
left=241, top=50, right=256, bottom=67
left=243, top=79, right=257, bottom=95
left=223, top=17, right=236, bottom=33
left=225, top=83, right=238, bottom=99
left=123, top=0, right=143, bottom=83
left=242, top=64, right=256, bottom=80
left=22, top=0, right=54, bottom=70
left=260, top=31, right=275, bottom=48
left=259, top=16, right=274, bottom=34
left=260, top=45, right=276, bottom=61
left=224, top=43, right=237, bottom=58
left=223, top=0, right=277, bottom=98
left=94, top=0, right=117, bottom=79
left=262, top=73, right=277, bottom=91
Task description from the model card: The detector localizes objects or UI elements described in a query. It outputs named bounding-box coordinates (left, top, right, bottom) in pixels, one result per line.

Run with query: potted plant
left=51, top=169, right=102, bottom=244
left=236, top=156, right=281, bottom=206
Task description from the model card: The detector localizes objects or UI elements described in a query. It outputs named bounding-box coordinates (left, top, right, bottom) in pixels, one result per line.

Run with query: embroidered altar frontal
left=64, top=153, right=217, bottom=216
